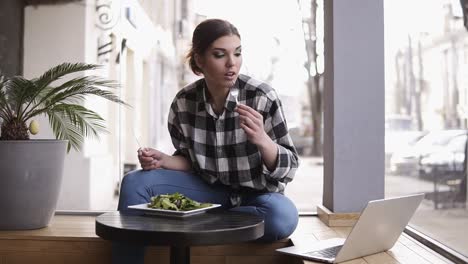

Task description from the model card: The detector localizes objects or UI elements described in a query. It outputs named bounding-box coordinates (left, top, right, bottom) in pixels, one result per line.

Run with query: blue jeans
left=113, top=169, right=298, bottom=264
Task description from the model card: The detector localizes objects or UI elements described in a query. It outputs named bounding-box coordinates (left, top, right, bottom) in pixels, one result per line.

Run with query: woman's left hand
left=235, top=104, right=269, bottom=146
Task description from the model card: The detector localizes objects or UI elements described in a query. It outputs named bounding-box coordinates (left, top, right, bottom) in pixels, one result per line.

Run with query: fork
left=232, top=89, right=239, bottom=104
left=132, top=126, right=143, bottom=150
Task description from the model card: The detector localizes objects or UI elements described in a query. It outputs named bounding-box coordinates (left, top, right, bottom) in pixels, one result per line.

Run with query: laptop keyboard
left=306, top=245, right=342, bottom=259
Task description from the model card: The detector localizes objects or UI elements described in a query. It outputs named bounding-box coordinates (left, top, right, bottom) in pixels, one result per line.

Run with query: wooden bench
left=0, top=214, right=296, bottom=264
left=0, top=214, right=454, bottom=264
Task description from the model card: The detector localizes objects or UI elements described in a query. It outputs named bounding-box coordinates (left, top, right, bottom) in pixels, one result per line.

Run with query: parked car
left=385, top=114, right=415, bottom=131
left=385, top=130, right=427, bottom=172
left=389, top=129, right=467, bottom=177
left=420, top=134, right=467, bottom=181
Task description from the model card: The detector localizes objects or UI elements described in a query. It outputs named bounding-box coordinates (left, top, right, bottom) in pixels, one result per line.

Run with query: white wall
left=24, top=3, right=94, bottom=210
left=24, top=2, right=119, bottom=210
left=23, top=0, right=169, bottom=210
left=22, top=0, right=200, bottom=210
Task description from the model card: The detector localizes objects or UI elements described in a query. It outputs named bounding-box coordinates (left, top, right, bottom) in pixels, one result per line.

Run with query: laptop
left=276, top=193, right=425, bottom=263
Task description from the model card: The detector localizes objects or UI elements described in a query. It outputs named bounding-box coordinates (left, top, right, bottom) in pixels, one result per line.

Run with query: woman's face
left=197, top=34, right=242, bottom=90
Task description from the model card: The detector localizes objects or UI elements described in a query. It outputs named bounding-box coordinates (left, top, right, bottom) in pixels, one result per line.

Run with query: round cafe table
left=95, top=211, right=264, bottom=264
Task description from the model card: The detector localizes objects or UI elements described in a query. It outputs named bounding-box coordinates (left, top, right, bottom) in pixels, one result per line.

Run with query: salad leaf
left=148, top=193, right=212, bottom=211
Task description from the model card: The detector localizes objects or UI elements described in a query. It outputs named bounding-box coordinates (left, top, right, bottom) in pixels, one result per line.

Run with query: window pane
left=189, top=0, right=324, bottom=212
left=19, top=0, right=323, bottom=212
left=22, top=2, right=124, bottom=211
left=385, top=0, right=468, bottom=256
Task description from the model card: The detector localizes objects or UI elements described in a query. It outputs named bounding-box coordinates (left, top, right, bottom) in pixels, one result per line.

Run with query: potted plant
left=0, top=62, right=126, bottom=230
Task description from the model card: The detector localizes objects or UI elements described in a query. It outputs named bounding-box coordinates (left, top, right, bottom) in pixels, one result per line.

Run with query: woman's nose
left=226, top=55, right=235, bottom=67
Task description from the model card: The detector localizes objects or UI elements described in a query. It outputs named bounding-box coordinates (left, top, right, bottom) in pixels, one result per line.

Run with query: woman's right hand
left=137, top=148, right=167, bottom=171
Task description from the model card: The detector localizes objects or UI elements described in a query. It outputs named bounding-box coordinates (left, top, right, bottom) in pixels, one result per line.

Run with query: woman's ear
left=195, top=54, right=204, bottom=71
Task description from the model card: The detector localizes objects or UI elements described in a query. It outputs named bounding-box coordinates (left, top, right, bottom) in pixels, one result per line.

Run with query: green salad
left=148, top=193, right=212, bottom=211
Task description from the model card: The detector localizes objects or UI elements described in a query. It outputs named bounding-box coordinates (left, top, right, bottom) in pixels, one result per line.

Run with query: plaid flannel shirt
left=168, top=74, right=299, bottom=206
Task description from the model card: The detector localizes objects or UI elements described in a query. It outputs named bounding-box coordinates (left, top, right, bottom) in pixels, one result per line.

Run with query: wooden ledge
left=0, top=215, right=100, bottom=241
left=0, top=214, right=297, bottom=264
left=289, top=216, right=454, bottom=264
left=0, top=214, right=455, bottom=264
left=316, top=205, right=360, bottom=227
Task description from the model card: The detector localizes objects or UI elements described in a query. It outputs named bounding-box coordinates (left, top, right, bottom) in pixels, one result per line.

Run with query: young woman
left=114, top=18, right=299, bottom=263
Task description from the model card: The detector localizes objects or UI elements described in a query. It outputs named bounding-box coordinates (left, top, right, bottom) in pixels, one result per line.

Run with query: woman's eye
left=214, top=53, right=224, bottom=58
left=235, top=52, right=242, bottom=57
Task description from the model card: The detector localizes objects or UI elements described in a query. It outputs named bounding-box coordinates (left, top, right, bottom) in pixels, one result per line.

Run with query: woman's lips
left=224, top=72, right=236, bottom=80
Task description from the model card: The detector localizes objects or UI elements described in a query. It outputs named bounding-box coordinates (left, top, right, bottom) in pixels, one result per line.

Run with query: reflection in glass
left=385, top=0, right=467, bottom=257
left=18, top=0, right=321, bottom=215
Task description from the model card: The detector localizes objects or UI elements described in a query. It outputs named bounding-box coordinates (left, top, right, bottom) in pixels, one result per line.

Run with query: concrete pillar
left=0, top=0, right=24, bottom=76
left=323, top=0, right=385, bottom=213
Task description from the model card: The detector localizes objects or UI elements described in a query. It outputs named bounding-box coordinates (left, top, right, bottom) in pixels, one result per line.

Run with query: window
left=17, top=1, right=467, bottom=258
left=385, top=0, right=468, bottom=257
left=20, top=0, right=322, bottom=213
left=190, top=0, right=324, bottom=213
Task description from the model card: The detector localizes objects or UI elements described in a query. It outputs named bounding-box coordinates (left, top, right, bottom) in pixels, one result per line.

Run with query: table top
left=95, top=211, right=264, bottom=246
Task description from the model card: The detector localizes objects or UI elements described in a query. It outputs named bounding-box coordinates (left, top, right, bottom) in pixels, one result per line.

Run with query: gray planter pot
left=0, top=140, right=67, bottom=230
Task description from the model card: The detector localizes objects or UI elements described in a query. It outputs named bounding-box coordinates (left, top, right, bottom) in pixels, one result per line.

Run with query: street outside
left=285, top=156, right=468, bottom=257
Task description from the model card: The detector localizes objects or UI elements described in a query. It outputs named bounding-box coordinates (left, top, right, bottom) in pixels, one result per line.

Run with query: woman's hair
left=186, top=19, right=241, bottom=75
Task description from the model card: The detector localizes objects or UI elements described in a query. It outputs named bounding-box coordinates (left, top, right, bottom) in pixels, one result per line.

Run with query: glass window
left=385, top=0, right=468, bottom=257
left=18, top=2, right=468, bottom=257
left=22, top=1, right=125, bottom=211
left=191, top=0, right=323, bottom=213
left=18, top=0, right=322, bottom=213
left=448, top=135, right=467, bottom=153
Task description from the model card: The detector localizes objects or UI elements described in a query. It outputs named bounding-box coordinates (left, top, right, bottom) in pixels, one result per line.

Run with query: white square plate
left=128, top=203, right=222, bottom=218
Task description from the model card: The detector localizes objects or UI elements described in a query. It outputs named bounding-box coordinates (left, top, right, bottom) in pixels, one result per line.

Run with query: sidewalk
left=285, top=156, right=323, bottom=212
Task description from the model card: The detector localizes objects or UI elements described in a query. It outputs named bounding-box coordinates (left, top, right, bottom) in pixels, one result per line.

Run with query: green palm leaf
left=0, top=62, right=127, bottom=148
left=34, top=63, right=99, bottom=90
left=0, top=76, right=10, bottom=121
left=47, top=104, right=108, bottom=152
left=24, top=76, right=126, bottom=120
left=3, top=76, right=37, bottom=119
left=21, top=63, right=106, bottom=119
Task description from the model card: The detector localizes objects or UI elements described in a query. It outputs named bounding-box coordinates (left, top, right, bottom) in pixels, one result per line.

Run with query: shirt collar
left=196, top=81, right=206, bottom=112
left=197, top=79, right=240, bottom=113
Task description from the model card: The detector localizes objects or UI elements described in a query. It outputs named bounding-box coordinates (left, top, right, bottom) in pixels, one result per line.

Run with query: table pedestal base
left=170, top=246, right=190, bottom=264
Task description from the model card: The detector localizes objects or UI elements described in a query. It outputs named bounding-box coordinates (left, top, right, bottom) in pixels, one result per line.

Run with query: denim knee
left=118, top=170, right=151, bottom=211
left=120, top=170, right=142, bottom=192
left=252, top=194, right=299, bottom=242
left=267, top=201, right=298, bottom=241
